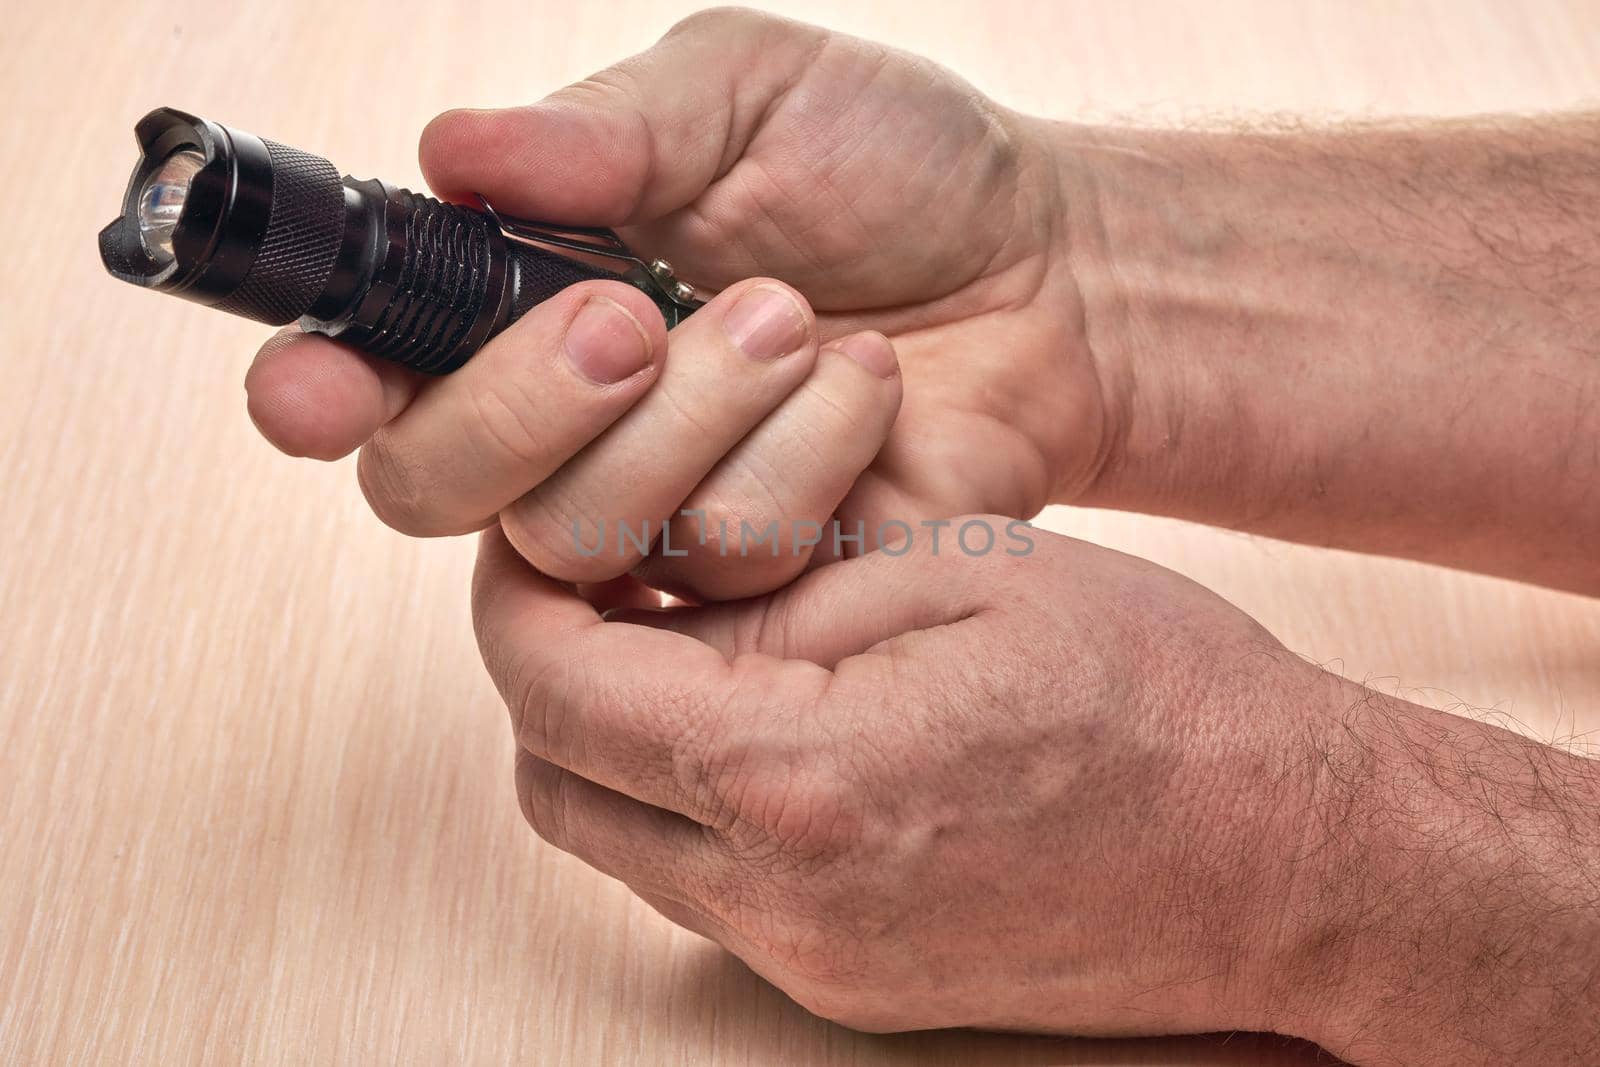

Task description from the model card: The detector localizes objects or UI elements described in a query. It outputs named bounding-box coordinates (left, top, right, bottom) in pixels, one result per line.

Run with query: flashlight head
left=135, top=148, right=205, bottom=263
left=99, top=107, right=345, bottom=324
left=100, top=107, right=679, bottom=373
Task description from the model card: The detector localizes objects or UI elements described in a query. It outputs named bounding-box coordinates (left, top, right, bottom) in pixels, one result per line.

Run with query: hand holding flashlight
left=145, top=10, right=1089, bottom=602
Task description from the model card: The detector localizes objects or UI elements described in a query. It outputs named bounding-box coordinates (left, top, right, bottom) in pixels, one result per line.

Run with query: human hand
left=472, top=513, right=1600, bottom=1065
left=245, top=9, right=1107, bottom=599
left=470, top=517, right=1328, bottom=1041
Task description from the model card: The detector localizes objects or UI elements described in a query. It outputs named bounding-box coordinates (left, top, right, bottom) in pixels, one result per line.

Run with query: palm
left=629, top=43, right=1021, bottom=308
left=619, top=35, right=1101, bottom=524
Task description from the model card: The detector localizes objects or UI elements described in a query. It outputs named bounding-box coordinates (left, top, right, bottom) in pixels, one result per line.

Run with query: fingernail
left=828, top=332, right=898, bottom=379
left=564, top=298, right=652, bottom=384
left=723, top=286, right=808, bottom=361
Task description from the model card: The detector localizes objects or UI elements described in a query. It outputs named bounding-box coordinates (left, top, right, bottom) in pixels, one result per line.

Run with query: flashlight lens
left=136, top=149, right=205, bottom=262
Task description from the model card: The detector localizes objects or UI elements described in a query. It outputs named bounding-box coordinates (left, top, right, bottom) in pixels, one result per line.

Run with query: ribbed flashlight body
left=100, top=109, right=624, bottom=375
left=219, top=137, right=619, bottom=374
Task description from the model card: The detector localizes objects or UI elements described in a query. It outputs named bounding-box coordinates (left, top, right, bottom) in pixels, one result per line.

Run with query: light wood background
left=3, top=1, right=1598, bottom=1063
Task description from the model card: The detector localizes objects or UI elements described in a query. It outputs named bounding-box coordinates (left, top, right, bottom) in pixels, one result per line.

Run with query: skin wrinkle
left=671, top=33, right=853, bottom=282
left=503, top=477, right=612, bottom=574
left=575, top=73, right=664, bottom=225
left=731, top=156, right=834, bottom=277
left=1052, top=130, right=1162, bottom=505
left=356, top=427, right=434, bottom=533
left=464, top=372, right=564, bottom=490
left=759, top=49, right=901, bottom=254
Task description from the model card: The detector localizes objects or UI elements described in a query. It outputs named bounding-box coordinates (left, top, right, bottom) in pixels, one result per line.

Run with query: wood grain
left=2, top=1, right=1597, bottom=1063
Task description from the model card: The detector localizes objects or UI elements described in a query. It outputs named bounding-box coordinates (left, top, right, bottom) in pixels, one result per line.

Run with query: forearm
left=1275, top=674, right=1600, bottom=1065
left=1047, top=114, right=1600, bottom=594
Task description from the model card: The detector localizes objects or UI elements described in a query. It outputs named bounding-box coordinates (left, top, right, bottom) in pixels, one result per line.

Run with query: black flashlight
left=99, top=107, right=702, bottom=374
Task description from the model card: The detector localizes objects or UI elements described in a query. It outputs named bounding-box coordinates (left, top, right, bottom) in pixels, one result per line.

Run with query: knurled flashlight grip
left=99, top=108, right=682, bottom=376
left=213, top=139, right=623, bottom=375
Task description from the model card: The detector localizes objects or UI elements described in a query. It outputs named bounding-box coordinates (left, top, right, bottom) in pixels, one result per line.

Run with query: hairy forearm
left=1047, top=114, right=1600, bottom=594
left=1273, top=674, right=1600, bottom=1065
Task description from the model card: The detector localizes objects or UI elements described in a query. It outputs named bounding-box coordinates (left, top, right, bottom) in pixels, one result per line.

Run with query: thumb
left=418, top=9, right=825, bottom=226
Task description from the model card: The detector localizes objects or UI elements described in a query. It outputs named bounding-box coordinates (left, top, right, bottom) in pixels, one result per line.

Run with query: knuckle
left=733, top=885, right=898, bottom=1032
left=683, top=838, right=743, bottom=916
left=539, top=83, right=654, bottom=222
left=500, top=488, right=629, bottom=584
left=696, top=486, right=769, bottom=544
left=666, top=6, right=773, bottom=40
left=650, top=487, right=807, bottom=601
left=774, top=917, right=854, bottom=982
left=696, top=734, right=752, bottom=835
left=464, top=374, right=554, bottom=473
left=669, top=495, right=752, bottom=565
left=732, top=762, right=861, bottom=867
left=704, top=455, right=792, bottom=533
left=516, top=755, right=569, bottom=850
left=356, top=433, right=437, bottom=536
left=506, top=647, right=586, bottom=763
left=749, top=912, right=877, bottom=1024
left=795, top=372, right=868, bottom=447
left=705, top=663, right=856, bottom=859
left=689, top=661, right=785, bottom=825
left=654, top=678, right=733, bottom=813
left=789, top=982, right=893, bottom=1033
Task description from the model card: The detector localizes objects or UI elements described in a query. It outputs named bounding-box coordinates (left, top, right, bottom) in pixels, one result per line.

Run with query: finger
left=634, top=331, right=902, bottom=601
left=418, top=10, right=826, bottom=226
left=612, top=517, right=1029, bottom=668
left=355, top=281, right=667, bottom=537
left=244, top=329, right=423, bottom=461
left=498, top=278, right=819, bottom=583
left=514, top=750, right=717, bottom=912
left=473, top=527, right=828, bottom=819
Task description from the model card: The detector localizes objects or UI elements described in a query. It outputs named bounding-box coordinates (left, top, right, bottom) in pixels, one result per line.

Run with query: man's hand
left=472, top=521, right=1600, bottom=1065
left=243, top=9, right=1600, bottom=600
left=244, top=9, right=1106, bottom=598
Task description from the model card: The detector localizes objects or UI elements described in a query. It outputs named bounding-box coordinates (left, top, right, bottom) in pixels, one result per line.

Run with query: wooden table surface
left=4, top=1, right=1598, bottom=1063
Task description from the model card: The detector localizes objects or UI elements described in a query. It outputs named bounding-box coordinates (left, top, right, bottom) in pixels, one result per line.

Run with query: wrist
left=1270, top=674, right=1600, bottom=1064
left=1038, top=119, right=1289, bottom=518
left=1036, top=115, right=1600, bottom=592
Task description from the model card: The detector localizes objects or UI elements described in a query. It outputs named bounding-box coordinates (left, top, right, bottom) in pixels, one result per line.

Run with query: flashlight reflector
left=136, top=149, right=205, bottom=263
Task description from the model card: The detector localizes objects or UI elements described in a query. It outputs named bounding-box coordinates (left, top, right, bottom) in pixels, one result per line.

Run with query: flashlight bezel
left=99, top=107, right=276, bottom=306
